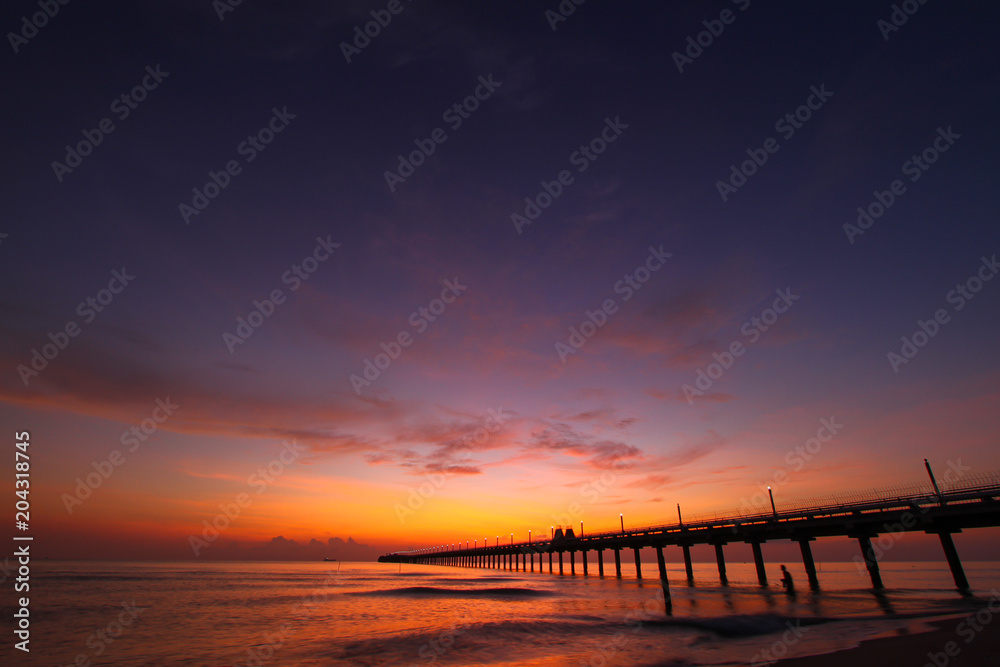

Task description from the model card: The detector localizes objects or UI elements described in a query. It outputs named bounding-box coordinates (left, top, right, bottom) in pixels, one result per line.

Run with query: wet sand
left=777, top=616, right=1000, bottom=666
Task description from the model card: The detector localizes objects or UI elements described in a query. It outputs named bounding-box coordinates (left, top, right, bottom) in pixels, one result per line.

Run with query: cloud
left=645, top=387, right=736, bottom=403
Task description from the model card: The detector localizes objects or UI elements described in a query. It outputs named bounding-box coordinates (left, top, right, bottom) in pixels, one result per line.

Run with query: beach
left=778, top=616, right=1000, bottom=666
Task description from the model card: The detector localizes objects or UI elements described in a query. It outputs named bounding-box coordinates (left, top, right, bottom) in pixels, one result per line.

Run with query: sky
left=2, top=0, right=1000, bottom=561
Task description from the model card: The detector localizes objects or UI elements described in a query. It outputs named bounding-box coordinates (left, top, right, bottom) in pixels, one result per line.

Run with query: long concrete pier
left=380, top=473, right=1000, bottom=598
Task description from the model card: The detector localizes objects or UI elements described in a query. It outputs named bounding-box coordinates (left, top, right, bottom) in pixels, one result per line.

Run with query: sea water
left=2, top=560, right=997, bottom=666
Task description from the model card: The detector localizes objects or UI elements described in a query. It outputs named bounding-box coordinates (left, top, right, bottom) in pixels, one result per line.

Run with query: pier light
left=551, top=525, right=554, bottom=538
left=580, top=520, right=583, bottom=537
left=768, top=486, right=777, bottom=516
left=620, top=513, right=624, bottom=534
left=496, top=535, right=499, bottom=546
left=510, top=532, right=513, bottom=545
left=529, top=530, right=531, bottom=543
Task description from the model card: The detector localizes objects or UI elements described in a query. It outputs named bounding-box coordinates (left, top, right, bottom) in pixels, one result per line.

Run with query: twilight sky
left=2, top=0, right=1000, bottom=561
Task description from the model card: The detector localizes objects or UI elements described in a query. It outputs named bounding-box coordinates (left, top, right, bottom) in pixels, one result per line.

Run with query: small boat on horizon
left=323, top=557, right=337, bottom=561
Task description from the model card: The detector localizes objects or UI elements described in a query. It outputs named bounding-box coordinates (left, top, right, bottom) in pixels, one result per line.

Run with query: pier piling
left=713, top=543, right=728, bottom=585
left=856, top=535, right=884, bottom=589
left=682, top=544, right=694, bottom=585
left=936, top=531, right=970, bottom=591
left=796, top=538, right=820, bottom=590
left=656, top=547, right=671, bottom=608
left=750, top=541, right=767, bottom=585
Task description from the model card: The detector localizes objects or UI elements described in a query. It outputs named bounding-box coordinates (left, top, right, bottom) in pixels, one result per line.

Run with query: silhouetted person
left=780, top=565, right=795, bottom=594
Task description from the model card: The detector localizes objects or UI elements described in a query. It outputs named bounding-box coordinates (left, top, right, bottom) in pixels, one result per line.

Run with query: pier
left=380, top=470, right=1000, bottom=603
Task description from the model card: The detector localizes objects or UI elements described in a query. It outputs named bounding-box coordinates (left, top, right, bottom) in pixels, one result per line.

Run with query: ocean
left=3, top=560, right=998, bottom=666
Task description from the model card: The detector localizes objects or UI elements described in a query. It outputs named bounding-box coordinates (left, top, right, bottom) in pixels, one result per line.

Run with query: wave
left=350, top=585, right=556, bottom=598
left=648, top=613, right=832, bottom=638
